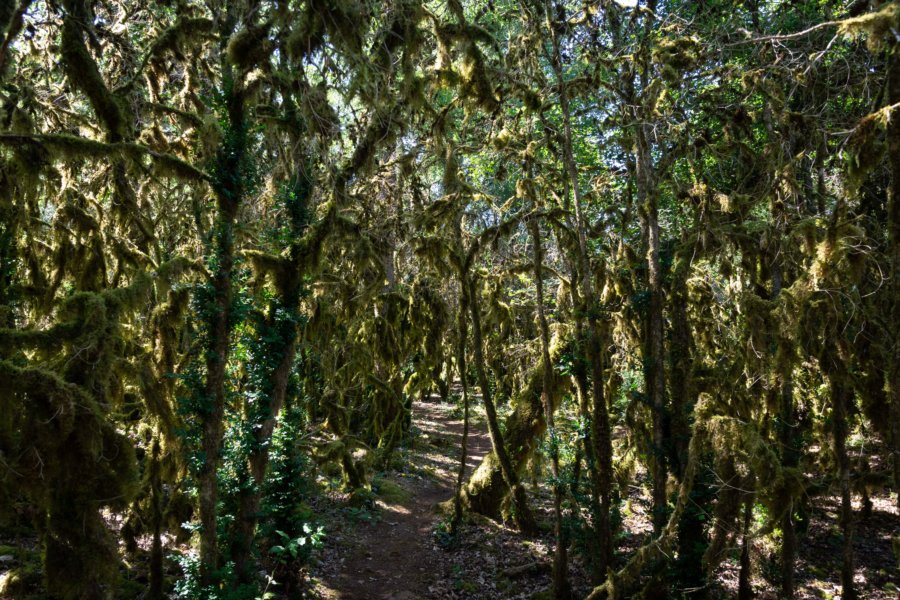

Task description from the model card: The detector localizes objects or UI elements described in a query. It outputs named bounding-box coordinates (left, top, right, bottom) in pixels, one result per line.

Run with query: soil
left=315, top=397, right=490, bottom=599
left=311, top=395, right=586, bottom=599
left=309, top=395, right=900, bottom=600
left=1, top=394, right=897, bottom=599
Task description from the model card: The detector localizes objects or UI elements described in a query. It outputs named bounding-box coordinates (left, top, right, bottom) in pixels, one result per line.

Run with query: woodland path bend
left=315, top=397, right=492, bottom=600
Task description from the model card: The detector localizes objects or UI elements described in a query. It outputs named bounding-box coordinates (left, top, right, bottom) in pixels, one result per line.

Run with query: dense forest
left=0, top=0, right=899, bottom=598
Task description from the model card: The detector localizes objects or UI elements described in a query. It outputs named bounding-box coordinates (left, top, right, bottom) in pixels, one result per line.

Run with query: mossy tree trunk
left=530, top=219, right=570, bottom=598
left=232, top=329, right=299, bottom=581
left=773, top=265, right=800, bottom=600
left=887, top=30, right=900, bottom=516
left=230, top=172, right=311, bottom=583
left=737, top=483, right=755, bottom=600
left=670, top=254, right=710, bottom=598
left=541, top=0, right=614, bottom=574
left=830, top=376, right=857, bottom=600
left=636, top=119, right=668, bottom=534
left=451, top=286, right=471, bottom=534
left=0, top=0, right=30, bottom=75
left=467, top=275, right=537, bottom=534
left=461, top=327, right=571, bottom=518
left=198, top=47, right=246, bottom=584
left=149, top=438, right=164, bottom=600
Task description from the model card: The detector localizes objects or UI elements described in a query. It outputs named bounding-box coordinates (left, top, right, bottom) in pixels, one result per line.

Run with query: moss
left=652, top=35, right=702, bottom=84
left=0, top=134, right=210, bottom=182
left=838, top=3, right=900, bottom=51
left=460, top=41, right=499, bottom=111
left=373, top=477, right=411, bottom=504
left=844, top=107, right=889, bottom=191
left=462, top=326, right=573, bottom=518
left=0, top=274, right=155, bottom=598
left=144, top=18, right=214, bottom=67
left=60, top=17, right=129, bottom=141
left=288, top=0, right=370, bottom=60
left=300, top=81, right=340, bottom=139
left=226, top=20, right=273, bottom=71
left=0, top=560, right=43, bottom=599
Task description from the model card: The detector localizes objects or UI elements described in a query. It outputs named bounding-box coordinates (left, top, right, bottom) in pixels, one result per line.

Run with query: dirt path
left=314, top=396, right=492, bottom=600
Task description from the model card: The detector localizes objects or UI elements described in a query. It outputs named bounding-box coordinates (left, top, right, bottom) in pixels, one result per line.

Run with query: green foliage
left=171, top=554, right=257, bottom=600
left=2, top=1, right=899, bottom=598
left=268, top=524, right=325, bottom=566
left=432, top=518, right=456, bottom=549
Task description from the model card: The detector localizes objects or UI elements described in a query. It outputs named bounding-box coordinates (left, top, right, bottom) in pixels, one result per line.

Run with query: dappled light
left=0, top=1, right=899, bottom=599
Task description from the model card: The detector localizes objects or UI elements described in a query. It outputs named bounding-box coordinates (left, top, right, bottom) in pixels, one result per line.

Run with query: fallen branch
left=501, top=561, right=551, bottom=578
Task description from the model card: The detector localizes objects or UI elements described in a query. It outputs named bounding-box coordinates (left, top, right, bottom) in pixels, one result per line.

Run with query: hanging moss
left=838, top=3, right=900, bottom=51
left=462, top=325, right=573, bottom=518
left=652, top=35, right=701, bottom=84
left=59, top=17, right=129, bottom=141
left=0, top=361, right=138, bottom=599
left=226, top=20, right=273, bottom=72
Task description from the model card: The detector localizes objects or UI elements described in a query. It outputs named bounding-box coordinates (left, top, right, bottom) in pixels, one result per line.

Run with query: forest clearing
left=1, top=0, right=899, bottom=599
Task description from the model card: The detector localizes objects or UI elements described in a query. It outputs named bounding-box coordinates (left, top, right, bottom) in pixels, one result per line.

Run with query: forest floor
left=1, top=397, right=898, bottom=598
left=309, top=395, right=592, bottom=599
left=307, top=395, right=900, bottom=600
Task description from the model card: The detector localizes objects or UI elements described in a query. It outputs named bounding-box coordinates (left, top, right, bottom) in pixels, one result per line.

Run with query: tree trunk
left=531, top=219, right=570, bottom=598
left=543, top=0, right=614, bottom=573
left=461, top=328, right=571, bottom=518
left=149, top=438, right=164, bottom=600
left=199, top=57, right=245, bottom=584
left=887, top=32, right=900, bottom=516
left=778, top=375, right=798, bottom=600
left=0, top=0, right=31, bottom=77
left=636, top=120, right=667, bottom=533
left=452, top=289, right=471, bottom=534
left=737, top=487, right=754, bottom=600
left=831, top=378, right=856, bottom=600
left=769, top=263, right=799, bottom=600
left=555, top=219, right=604, bottom=582
left=467, top=276, right=536, bottom=534
left=668, top=257, right=693, bottom=480
left=198, top=206, right=237, bottom=583
left=232, top=332, right=299, bottom=582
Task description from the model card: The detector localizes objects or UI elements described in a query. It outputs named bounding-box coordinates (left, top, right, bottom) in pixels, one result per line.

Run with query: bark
left=585, top=423, right=702, bottom=600
left=542, top=0, right=614, bottom=574
left=0, top=0, right=31, bottom=77
left=554, top=201, right=605, bottom=581
left=778, top=374, right=799, bottom=600
left=461, top=329, right=571, bottom=516
left=531, top=219, right=570, bottom=598
left=149, top=438, right=163, bottom=600
left=198, top=191, right=238, bottom=585
left=670, top=255, right=710, bottom=597
left=636, top=120, right=667, bottom=533
left=668, top=259, right=693, bottom=480
left=467, top=276, right=536, bottom=534
left=666, top=256, right=706, bottom=596
left=771, top=264, right=799, bottom=599
left=451, top=289, right=471, bottom=533
left=232, top=331, right=299, bottom=583
left=570, top=363, right=591, bottom=497
left=702, top=458, right=742, bottom=573
left=831, top=378, right=857, bottom=600
left=199, top=53, right=245, bottom=584
left=737, top=488, right=754, bottom=600
left=887, top=34, right=900, bottom=516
